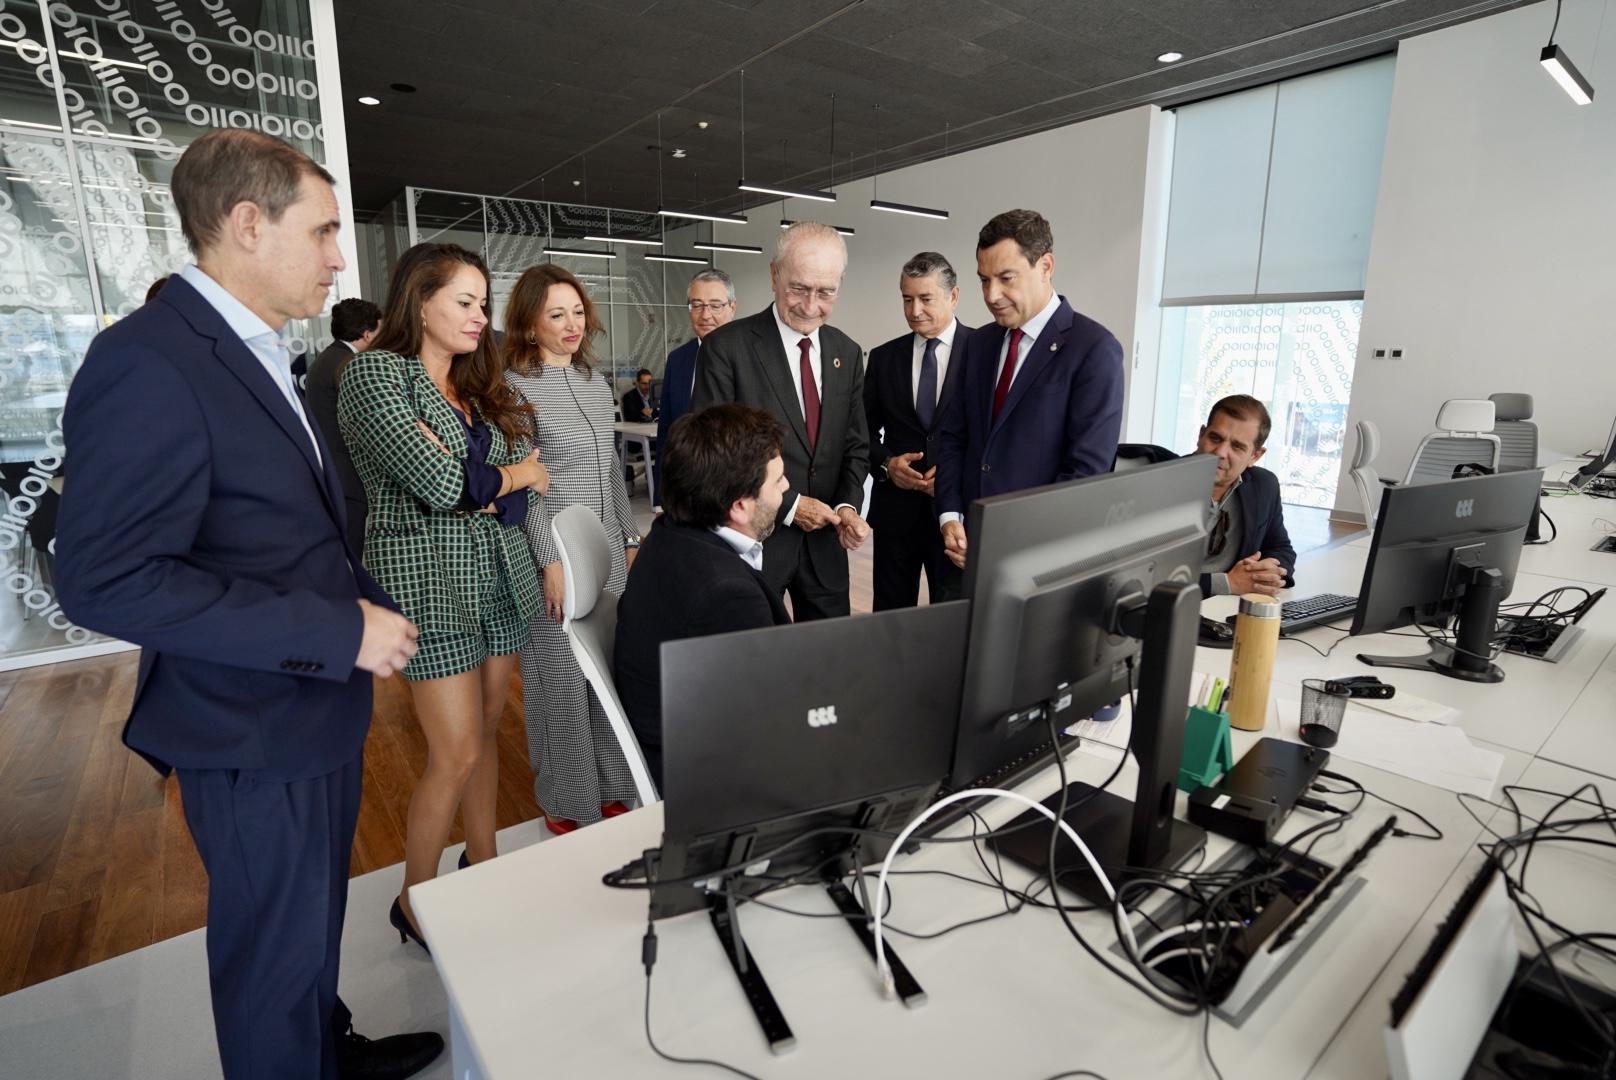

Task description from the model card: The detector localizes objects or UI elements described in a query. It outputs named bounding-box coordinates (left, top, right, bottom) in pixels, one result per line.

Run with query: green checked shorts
left=403, top=517, right=529, bottom=683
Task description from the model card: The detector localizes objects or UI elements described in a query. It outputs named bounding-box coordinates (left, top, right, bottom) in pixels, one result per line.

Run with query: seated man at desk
left=615, top=403, right=792, bottom=784
left=1197, top=394, right=1296, bottom=597
left=622, top=367, right=658, bottom=421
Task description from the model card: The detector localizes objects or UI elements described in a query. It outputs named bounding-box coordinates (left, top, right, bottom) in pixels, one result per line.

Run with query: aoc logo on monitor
left=1455, top=499, right=1474, bottom=519
left=1104, top=500, right=1136, bottom=527
left=807, top=706, right=838, bottom=728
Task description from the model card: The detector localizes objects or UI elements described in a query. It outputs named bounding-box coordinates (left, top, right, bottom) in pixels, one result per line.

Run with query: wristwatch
left=625, top=533, right=642, bottom=548
left=878, top=461, right=891, bottom=482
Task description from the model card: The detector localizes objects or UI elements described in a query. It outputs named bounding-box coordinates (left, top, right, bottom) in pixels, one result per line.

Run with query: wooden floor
left=0, top=504, right=1356, bottom=996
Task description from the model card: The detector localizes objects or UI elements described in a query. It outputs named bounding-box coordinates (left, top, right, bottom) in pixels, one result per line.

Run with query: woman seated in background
left=503, top=264, right=641, bottom=834
left=338, top=243, right=548, bottom=953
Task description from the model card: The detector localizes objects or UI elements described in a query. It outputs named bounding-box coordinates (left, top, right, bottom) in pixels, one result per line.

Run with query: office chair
left=1488, top=393, right=1538, bottom=471
left=550, top=504, right=660, bottom=807
left=1113, top=443, right=1178, bottom=471
left=1349, top=419, right=1383, bottom=529
left=1403, top=399, right=1501, bottom=485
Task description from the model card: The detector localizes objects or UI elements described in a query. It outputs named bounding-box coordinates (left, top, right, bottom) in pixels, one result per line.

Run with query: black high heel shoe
left=389, top=897, right=431, bottom=956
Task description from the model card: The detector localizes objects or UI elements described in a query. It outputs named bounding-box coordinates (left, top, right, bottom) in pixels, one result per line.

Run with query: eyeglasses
left=687, top=300, right=732, bottom=314
left=785, top=283, right=838, bottom=304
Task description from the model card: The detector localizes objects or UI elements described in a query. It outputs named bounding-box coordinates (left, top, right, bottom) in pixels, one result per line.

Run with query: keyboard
left=1278, top=593, right=1359, bottom=634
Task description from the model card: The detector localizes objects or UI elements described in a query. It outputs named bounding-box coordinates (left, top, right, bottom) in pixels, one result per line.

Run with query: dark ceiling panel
left=335, top=0, right=1530, bottom=218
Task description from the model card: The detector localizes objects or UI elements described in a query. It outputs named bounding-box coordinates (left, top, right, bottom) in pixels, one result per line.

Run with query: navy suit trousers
left=177, top=756, right=362, bottom=1079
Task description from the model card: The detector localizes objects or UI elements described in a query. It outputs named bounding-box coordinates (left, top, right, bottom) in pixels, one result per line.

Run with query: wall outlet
left=1390, top=347, right=1404, bottom=359
left=1372, top=347, right=1387, bottom=359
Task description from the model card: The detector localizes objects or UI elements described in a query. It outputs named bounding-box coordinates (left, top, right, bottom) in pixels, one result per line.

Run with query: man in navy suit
left=864, top=252, right=971, bottom=609
left=615, top=404, right=792, bottom=785
left=55, top=130, right=439, bottom=1080
left=935, top=209, right=1125, bottom=571
left=654, top=268, right=736, bottom=507
left=1195, top=394, right=1296, bottom=597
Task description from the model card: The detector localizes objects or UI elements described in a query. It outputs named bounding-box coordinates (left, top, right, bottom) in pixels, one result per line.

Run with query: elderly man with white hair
left=690, top=222, right=871, bottom=619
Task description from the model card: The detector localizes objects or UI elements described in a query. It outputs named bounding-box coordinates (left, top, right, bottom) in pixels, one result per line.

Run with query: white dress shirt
left=711, top=525, right=764, bottom=572
left=938, top=292, right=1062, bottom=527
left=911, top=317, right=958, bottom=408
left=179, top=263, right=322, bottom=465
left=769, top=303, right=854, bottom=524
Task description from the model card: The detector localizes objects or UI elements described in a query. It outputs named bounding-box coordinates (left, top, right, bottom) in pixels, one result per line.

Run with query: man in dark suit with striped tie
left=864, top=252, right=972, bottom=609
left=935, top=209, right=1125, bottom=570
left=690, top=222, right=870, bottom=620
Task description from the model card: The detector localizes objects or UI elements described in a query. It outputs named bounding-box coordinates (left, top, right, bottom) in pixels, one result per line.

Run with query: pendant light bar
left=542, top=247, right=617, bottom=260
left=780, top=218, right=855, bottom=237
left=583, top=234, right=662, bottom=247
left=657, top=208, right=748, bottom=225
left=644, top=254, right=710, bottom=265
left=693, top=241, right=764, bottom=254
left=869, top=198, right=950, bottom=221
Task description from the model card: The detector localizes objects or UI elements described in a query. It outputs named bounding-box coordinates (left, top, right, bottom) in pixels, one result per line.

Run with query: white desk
left=414, top=494, right=1616, bottom=1079
left=615, top=420, right=658, bottom=506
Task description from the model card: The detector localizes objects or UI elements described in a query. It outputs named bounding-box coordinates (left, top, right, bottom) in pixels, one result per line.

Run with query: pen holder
left=1178, top=706, right=1235, bottom=793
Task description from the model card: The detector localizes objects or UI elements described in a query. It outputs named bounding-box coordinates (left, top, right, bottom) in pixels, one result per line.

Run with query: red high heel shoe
left=541, top=810, right=578, bottom=834
left=601, top=801, right=631, bottom=818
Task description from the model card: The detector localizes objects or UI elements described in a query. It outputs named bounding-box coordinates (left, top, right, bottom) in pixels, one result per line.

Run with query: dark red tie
left=798, top=337, right=820, bottom=451
left=992, top=327, right=1023, bottom=422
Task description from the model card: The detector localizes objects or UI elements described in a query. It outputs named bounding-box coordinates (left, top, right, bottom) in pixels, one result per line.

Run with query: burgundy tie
left=992, top=327, right=1023, bottom=422
left=798, top=337, right=820, bottom=451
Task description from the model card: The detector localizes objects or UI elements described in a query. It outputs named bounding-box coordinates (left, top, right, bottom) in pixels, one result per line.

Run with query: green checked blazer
left=337, top=349, right=542, bottom=637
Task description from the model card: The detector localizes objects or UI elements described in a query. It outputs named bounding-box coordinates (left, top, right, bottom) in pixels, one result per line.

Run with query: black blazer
left=622, top=387, right=657, bottom=422
left=865, top=323, right=973, bottom=470
left=55, top=276, right=395, bottom=779
left=1200, top=464, right=1297, bottom=596
left=305, top=341, right=365, bottom=509
left=690, top=305, right=869, bottom=589
left=614, top=519, right=790, bottom=760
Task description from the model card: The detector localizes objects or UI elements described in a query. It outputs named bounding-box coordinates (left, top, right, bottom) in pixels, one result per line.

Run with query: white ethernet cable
left=870, top=787, right=1141, bottom=998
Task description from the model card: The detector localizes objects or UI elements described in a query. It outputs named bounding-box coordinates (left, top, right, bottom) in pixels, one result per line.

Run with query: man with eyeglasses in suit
left=655, top=268, right=736, bottom=509
left=1197, top=394, right=1296, bottom=598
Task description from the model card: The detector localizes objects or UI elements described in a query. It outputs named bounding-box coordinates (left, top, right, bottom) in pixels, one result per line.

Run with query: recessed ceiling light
left=572, top=179, right=582, bottom=187
left=672, top=148, right=687, bottom=158
left=390, top=82, right=417, bottom=93
left=697, top=121, right=710, bottom=129
left=1156, top=51, right=1184, bottom=63
left=357, top=95, right=380, bottom=105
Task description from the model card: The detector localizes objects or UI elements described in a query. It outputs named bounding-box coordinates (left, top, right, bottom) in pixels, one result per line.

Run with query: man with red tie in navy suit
left=690, top=222, right=871, bottom=620
left=55, top=130, right=439, bottom=1080
left=864, top=252, right=972, bottom=609
left=935, top=209, right=1125, bottom=570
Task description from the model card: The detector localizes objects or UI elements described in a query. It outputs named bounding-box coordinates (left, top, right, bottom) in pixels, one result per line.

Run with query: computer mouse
left=1198, top=616, right=1235, bottom=649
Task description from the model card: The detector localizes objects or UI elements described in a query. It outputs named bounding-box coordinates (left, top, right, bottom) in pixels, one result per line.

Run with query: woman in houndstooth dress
left=503, top=264, right=641, bottom=831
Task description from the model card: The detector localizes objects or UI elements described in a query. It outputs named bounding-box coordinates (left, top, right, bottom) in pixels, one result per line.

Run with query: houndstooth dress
left=506, top=362, right=639, bottom=823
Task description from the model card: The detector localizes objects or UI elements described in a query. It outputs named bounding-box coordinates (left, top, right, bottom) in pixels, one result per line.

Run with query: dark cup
left=1299, top=678, right=1351, bottom=748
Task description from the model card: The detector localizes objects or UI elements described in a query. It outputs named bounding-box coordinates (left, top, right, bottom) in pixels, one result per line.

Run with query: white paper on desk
left=1062, top=669, right=1223, bottom=753
left=1272, top=694, right=1502, bottom=797
left=1352, top=690, right=1459, bottom=726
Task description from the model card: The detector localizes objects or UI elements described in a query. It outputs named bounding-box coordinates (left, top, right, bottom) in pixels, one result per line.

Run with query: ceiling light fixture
left=543, top=247, right=616, bottom=260
left=1540, top=0, right=1595, bottom=104
left=357, top=95, right=381, bottom=105
left=1156, top=51, right=1184, bottom=63
left=584, top=234, right=662, bottom=246
left=869, top=104, right=950, bottom=222
left=781, top=218, right=855, bottom=236
left=672, top=148, right=686, bottom=158
left=735, top=68, right=837, bottom=204
left=698, top=121, right=710, bottom=129
left=645, top=254, right=709, bottom=265
left=657, top=208, right=748, bottom=225
left=693, top=241, right=764, bottom=254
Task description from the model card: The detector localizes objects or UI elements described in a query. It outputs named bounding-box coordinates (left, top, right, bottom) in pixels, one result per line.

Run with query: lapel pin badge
left=1049, top=343, right=1057, bottom=352
left=833, top=357, right=842, bottom=368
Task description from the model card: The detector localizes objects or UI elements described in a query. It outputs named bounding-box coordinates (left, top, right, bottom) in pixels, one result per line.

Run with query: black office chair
left=1113, top=443, right=1178, bottom=471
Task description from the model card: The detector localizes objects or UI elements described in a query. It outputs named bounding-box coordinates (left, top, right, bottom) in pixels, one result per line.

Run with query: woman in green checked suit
left=338, top=244, right=548, bottom=952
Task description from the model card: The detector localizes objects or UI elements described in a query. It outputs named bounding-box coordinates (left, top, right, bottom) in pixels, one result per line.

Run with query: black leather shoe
left=457, top=850, right=470, bottom=870
left=388, top=897, right=430, bottom=957
left=338, top=1028, right=444, bottom=1080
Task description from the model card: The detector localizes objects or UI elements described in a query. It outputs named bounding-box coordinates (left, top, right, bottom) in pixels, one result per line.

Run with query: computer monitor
left=948, top=454, right=1218, bottom=905
left=1352, top=468, right=1543, bottom=683
left=651, top=600, right=970, bottom=921
left=1569, top=414, right=1616, bottom=491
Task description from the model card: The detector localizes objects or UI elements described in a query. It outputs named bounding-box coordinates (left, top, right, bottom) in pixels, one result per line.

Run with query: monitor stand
left=1359, top=563, right=1507, bottom=683
left=989, top=579, right=1208, bottom=909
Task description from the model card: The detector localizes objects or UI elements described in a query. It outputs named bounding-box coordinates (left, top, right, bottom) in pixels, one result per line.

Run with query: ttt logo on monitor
left=807, top=706, right=838, bottom=728
left=1455, top=499, right=1474, bottom=519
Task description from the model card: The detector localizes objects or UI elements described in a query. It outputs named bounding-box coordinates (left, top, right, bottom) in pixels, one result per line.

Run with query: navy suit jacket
left=654, top=337, right=699, bottom=500
left=56, top=276, right=395, bottom=780
left=935, top=296, right=1124, bottom=517
left=1201, top=464, right=1297, bottom=596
